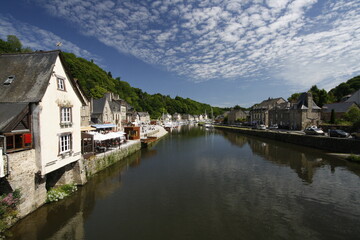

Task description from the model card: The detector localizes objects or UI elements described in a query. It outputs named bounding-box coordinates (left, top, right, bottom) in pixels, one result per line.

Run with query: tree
left=288, top=93, right=301, bottom=102
left=7, top=35, right=22, bottom=52
left=309, top=85, right=329, bottom=107
left=330, top=109, right=336, bottom=124
left=344, top=106, right=360, bottom=123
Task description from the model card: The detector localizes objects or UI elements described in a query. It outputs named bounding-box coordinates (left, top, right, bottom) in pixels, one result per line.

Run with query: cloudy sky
left=1, top=0, right=360, bottom=107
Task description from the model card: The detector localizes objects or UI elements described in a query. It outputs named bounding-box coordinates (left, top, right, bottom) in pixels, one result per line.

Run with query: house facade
left=172, top=113, right=182, bottom=121
left=250, top=98, right=286, bottom=126
left=0, top=51, right=87, bottom=216
left=228, top=109, right=248, bottom=125
left=269, top=92, right=322, bottom=130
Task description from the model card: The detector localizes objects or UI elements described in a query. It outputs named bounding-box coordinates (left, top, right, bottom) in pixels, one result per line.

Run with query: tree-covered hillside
left=288, top=76, right=360, bottom=107
left=0, top=35, right=223, bottom=119
left=62, top=52, right=223, bottom=119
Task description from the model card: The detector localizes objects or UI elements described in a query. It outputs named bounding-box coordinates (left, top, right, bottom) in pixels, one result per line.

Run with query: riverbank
left=3, top=125, right=168, bottom=233
left=215, top=125, right=360, bottom=155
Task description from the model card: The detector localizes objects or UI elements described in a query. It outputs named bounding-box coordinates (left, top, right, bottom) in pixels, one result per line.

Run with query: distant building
left=91, top=93, right=129, bottom=131
left=269, top=92, right=322, bottom=130
left=228, top=109, right=248, bottom=125
left=162, top=113, right=172, bottom=122
left=250, top=97, right=286, bottom=126
left=172, top=113, right=182, bottom=121
left=322, top=102, right=359, bottom=122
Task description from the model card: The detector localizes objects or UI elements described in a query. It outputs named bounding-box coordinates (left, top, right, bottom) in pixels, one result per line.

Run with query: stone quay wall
left=4, top=150, right=47, bottom=219
left=215, top=126, right=360, bottom=154
left=84, top=140, right=141, bottom=178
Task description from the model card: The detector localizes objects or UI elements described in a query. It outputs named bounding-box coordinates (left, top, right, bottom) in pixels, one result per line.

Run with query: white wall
left=39, top=56, right=82, bottom=174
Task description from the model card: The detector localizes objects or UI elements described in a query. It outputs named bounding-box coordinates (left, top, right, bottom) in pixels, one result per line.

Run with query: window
left=60, top=107, right=72, bottom=124
left=57, top=77, right=65, bottom=91
left=5, top=133, right=32, bottom=153
left=3, top=75, right=15, bottom=85
left=59, top=134, right=72, bottom=154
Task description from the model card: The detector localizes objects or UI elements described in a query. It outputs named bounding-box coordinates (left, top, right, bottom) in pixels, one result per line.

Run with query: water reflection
left=8, top=127, right=360, bottom=240
left=8, top=151, right=142, bottom=240
left=219, top=130, right=360, bottom=183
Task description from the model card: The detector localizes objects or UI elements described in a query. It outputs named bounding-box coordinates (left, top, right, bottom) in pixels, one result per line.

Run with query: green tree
left=309, top=85, right=329, bottom=107
left=344, top=105, right=360, bottom=123
left=330, top=109, right=336, bottom=124
left=288, top=93, right=301, bottom=103
left=7, top=35, right=22, bottom=52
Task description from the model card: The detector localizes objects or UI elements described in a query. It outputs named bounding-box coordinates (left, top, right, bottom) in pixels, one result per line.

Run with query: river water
left=9, top=126, right=360, bottom=240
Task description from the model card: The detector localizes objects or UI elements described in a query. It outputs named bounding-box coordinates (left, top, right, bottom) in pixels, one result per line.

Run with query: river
left=9, top=126, right=360, bottom=239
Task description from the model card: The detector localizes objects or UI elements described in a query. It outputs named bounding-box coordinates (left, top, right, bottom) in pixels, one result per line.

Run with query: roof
left=322, top=102, right=358, bottom=113
left=0, top=51, right=87, bottom=105
left=0, top=103, right=28, bottom=132
left=346, top=89, right=360, bottom=105
left=253, top=97, right=285, bottom=109
left=92, top=98, right=107, bottom=114
left=0, top=51, right=59, bottom=103
left=295, top=92, right=321, bottom=110
left=109, top=100, right=121, bottom=112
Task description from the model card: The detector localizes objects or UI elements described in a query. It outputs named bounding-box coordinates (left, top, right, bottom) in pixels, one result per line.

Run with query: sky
left=1, top=0, right=360, bottom=108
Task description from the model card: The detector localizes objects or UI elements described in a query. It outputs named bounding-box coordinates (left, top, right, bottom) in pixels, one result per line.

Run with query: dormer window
left=4, top=75, right=15, bottom=85
left=57, top=77, right=66, bottom=91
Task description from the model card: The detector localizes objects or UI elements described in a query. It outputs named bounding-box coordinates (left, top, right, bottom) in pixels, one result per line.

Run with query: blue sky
left=1, top=0, right=360, bottom=107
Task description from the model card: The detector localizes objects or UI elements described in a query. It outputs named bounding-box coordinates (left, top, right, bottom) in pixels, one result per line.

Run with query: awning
left=87, top=131, right=126, bottom=141
left=91, top=124, right=116, bottom=129
left=81, top=126, right=97, bottom=131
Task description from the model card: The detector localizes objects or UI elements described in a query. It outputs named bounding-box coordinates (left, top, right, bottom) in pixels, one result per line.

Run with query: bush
left=0, top=189, right=21, bottom=235
left=46, top=184, right=78, bottom=203
left=346, top=154, right=360, bottom=163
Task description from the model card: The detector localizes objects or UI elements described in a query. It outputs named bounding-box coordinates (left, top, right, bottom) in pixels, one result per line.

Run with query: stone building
left=172, top=113, right=182, bottom=121
left=250, top=97, right=286, bottom=126
left=128, top=112, right=150, bottom=125
left=227, top=109, right=248, bottom=125
left=269, top=92, right=322, bottom=130
left=321, top=102, right=359, bottom=122
left=91, top=93, right=128, bottom=131
left=0, top=51, right=87, bottom=218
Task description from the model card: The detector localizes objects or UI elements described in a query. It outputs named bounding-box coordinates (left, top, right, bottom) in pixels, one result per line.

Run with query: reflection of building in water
left=221, top=130, right=326, bottom=183
left=248, top=138, right=325, bottom=183
left=49, top=212, right=84, bottom=240
left=220, top=131, right=248, bottom=148
left=247, top=138, right=324, bottom=183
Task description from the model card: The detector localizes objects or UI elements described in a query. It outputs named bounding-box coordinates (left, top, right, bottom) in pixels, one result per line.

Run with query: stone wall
left=215, top=126, right=360, bottom=154
left=4, top=150, right=47, bottom=218
left=84, top=140, right=141, bottom=178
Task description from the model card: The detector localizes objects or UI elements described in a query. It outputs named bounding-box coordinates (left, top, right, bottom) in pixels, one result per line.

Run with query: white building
left=0, top=50, right=87, bottom=175
left=0, top=50, right=87, bottom=216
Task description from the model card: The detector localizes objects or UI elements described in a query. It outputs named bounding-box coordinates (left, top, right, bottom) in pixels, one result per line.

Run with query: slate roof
left=0, top=51, right=59, bottom=103
left=0, top=51, right=86, bottom=106
left=294, top=92, right=321, bottom=110
left=322, top=102, right=358, bottom=113
left=346, top=89, right=360, bottom=105
left=92, top=98, right=107, bottom=114
left=0, top=103, right=28, bottom=132
left=253, top=97, right=285, bottom=109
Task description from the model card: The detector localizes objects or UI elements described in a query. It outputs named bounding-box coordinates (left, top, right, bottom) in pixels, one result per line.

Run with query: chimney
left=307, top=92, right=313, bottom=110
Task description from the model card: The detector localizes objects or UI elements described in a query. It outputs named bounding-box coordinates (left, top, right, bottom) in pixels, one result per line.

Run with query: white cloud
left=0, top=14, right=100, bottom=62
left=12, top=0, right=360, bottom=90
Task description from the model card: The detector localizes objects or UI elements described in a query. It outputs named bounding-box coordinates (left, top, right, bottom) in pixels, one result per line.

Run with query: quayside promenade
left=214, top=125, right=360, bottom=154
